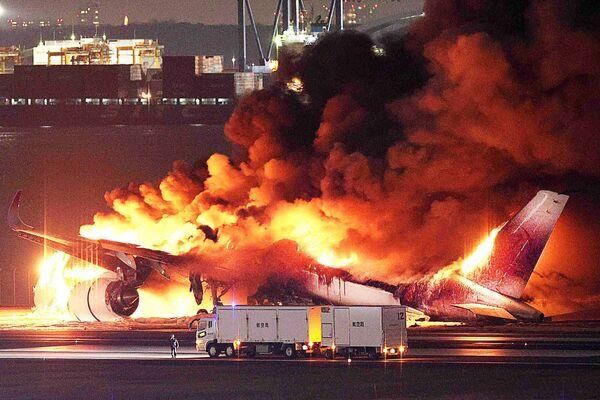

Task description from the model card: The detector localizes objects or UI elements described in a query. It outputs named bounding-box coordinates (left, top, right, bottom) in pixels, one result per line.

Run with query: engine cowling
left=68, top=277, right=139, bottom=322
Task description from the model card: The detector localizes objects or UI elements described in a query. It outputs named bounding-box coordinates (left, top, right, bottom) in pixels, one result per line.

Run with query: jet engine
left=67, top=277, right=140, bottom=322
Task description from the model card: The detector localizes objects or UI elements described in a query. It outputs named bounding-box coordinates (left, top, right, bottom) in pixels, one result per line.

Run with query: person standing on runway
left=169, top=334, right=179, bottom=358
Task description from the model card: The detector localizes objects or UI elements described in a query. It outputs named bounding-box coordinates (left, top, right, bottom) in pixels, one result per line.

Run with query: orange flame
left=33, top=252, right=105, bottom=320
left=21, top=221, right=502, bottom=323
left=432, top=225, right=502, bottom=282
left=459, top=226, right=501, bottom=276
left=29, top=250, right=208, bottom=321
left=136, top=286, right=211, bottom=318
left=268, top=200, right=359, bottom=268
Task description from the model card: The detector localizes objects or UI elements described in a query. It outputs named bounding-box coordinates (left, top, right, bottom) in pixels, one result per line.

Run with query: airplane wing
left=7, top=190, right=172, bottom=280
left=8, top=191, right=239, bottom=321
left=453, top=303, right=517, bottom=320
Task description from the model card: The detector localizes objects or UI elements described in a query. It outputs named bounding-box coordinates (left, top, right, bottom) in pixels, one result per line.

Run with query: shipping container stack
left=12, top=65, right=140, bottom=101
left=162, top=56, right=196, bottom=99
left=0, top=74, right=13, bottom=100
left=14, top=65, right=49, bottom=100
left=234, top=72, right=263, bottom=98
left=164, top=55, right=263, bottom=100
left=81, top=65, right=121, bottom=99
left=146, top=68, right=163, bottom=100
left=195, top=55, right=224, bottom=74
left=0, top=51, right=268, bottom=125
left=8, top=55, right=265, bottom=102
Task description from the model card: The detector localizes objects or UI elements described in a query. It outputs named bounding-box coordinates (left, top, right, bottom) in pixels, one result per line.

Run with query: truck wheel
left=207, top=344, right=220, bottom=358
left=284, top=345, right=296, bottom=359
left=368, top=352, right=381, bottom=360
left=324, top=349, right=334, bottom=359
left=225, top=344, right=236, bottom=358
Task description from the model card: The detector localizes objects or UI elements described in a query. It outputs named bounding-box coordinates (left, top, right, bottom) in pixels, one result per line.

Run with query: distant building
left=78, top=1, right=100, bottom=26
left=24, top=38, right=164, bottom=70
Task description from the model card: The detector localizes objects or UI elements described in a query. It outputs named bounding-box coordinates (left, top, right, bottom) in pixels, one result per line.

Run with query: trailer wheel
left=284, top=345, right=296, bottom=359
left=368, top=352, right=382, bottom=360
left=324, top=349, right=334, bottom=359
left=225, top=344, right=236, bottom=358
left=207, top=343, right=220, bottom=358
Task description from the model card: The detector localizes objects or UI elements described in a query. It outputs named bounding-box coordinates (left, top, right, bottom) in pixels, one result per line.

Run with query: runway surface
left=1, top=343, right=599, bottom=364
left=0, top=325, right=599, bottom=399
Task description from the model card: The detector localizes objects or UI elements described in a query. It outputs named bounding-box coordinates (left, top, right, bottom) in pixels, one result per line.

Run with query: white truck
left=195, top=305, right=407, bottom=359
left=196, top=305, right=319, bottom=358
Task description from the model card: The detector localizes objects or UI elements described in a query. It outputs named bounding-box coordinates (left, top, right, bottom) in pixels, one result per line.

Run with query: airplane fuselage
left=395, top=273, right=544, bottom=321
left=8, top=189, right=567, bottom=323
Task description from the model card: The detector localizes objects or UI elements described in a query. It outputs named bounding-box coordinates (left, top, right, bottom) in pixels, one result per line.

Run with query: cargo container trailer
left=195, top=305, right=407, bottom=359
left=317, top=305, right=407, bottom=359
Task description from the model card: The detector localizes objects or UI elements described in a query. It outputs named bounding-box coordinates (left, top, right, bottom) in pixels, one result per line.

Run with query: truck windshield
left=198, top=321, right=207, bottom=331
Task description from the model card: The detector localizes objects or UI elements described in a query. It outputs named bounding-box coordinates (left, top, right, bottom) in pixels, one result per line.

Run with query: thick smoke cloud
left=81, top=0, right=600, bottom=315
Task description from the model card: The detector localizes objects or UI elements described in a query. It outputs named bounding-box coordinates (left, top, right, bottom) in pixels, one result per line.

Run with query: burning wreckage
left=8, top=189, right=567, bottom=323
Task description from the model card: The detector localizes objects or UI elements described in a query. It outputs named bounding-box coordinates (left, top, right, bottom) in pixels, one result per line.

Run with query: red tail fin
left=473, top=190, right=568, bottom=298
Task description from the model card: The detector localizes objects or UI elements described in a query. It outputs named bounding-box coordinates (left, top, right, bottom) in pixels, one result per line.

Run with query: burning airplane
left=8, top=189, right=567, bottom=322
left=6, top=0, right=597, bottom=324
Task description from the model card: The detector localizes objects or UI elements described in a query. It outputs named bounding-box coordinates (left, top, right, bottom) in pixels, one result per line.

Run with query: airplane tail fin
left=7, top=190, right=34, bottom=232
left=472, top=190, right=569, bottom=299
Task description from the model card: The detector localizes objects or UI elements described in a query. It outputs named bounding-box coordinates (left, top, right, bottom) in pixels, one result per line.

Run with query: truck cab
left=195, top=316, right=217, bottom=353
left=195, top=306, right=315, bottom=358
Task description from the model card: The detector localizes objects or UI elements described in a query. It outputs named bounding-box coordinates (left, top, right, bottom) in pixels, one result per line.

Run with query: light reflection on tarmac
left=0, top=323, right=599, bottom=365
left=0, top=344, right=599, bottom=365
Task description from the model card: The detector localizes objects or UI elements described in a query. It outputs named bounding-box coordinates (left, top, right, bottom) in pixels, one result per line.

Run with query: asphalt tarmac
left=0, top=326, right=599, bottom=399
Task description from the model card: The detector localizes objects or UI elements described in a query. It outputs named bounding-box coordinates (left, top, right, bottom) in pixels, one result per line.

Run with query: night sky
left=0, top=0, right=424, bottom=25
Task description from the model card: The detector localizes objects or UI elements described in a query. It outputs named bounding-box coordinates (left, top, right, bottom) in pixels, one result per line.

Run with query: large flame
left=432, top=225, right=502, bottom=283
left=18, top=220, right=502, bottom=323
left=29, top=225, right=501, bottom=322
left=80, top=196, right=361, bottom=270
left=33, top=252, right=105, bottom=320
left=29, top=250, right=204, bottom=321
left=136, top=287, right=209, bottom=318
left=459, top=226, right=502, bottom=276
left=268, top=200, right=359, bottom=268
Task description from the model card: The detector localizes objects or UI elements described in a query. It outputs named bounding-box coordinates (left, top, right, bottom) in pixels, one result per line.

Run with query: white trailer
left=317, top=305, right=407, bottom=359
left=196, top=306, right=319, bottom=358
left=195, top=305, right=407, bottom=359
